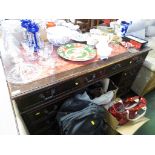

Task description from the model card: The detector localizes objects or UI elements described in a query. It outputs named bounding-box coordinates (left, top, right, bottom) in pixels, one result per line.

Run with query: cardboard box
left=98, top=78, right=149, bottom=135
left=104, top=102, right=149, bottom=135
left=102, top=79, right=149, bottom=135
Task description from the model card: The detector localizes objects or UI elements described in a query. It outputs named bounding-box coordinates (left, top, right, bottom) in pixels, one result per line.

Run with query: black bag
left=56, top=97, right=107, bottom=135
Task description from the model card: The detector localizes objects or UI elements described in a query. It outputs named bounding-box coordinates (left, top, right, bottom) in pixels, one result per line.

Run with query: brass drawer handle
left=45, top=89, right=55, bottom=100
left=75, top=82, right=79, bottom=86
left=85, top=74, right=96, bottom=83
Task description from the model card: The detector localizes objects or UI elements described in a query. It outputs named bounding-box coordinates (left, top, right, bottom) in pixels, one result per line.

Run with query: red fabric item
left=108, top=96, right=147, bottom=125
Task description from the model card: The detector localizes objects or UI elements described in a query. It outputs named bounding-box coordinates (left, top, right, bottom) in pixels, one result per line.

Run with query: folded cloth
left=76, top=91, right=114, bottom=105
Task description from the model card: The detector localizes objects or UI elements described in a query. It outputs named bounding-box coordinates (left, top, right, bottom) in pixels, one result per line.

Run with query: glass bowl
left=47, top=26, right=71, bottom=46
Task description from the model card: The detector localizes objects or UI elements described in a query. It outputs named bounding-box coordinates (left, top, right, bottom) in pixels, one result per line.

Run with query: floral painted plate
left=57, top=43, right=96, bottom=61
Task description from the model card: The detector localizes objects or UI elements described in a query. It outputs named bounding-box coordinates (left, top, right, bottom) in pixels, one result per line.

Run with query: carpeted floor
left=134, top=89, right=155, bottom=135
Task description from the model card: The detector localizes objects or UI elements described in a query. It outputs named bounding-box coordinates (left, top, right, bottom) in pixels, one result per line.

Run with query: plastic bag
left=108, top=96, right=147, bottom=125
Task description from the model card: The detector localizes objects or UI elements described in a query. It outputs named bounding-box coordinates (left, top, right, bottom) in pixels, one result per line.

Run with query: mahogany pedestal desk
left=6, top=46, right=150, bottom=134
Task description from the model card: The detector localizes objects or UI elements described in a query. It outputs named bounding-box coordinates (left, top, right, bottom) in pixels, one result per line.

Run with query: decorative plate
left=57, top=43, right=96, bottom=61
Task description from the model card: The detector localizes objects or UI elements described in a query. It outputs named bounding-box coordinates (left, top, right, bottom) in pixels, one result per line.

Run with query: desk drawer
left=105, top=53, right=146, bottom=77
left=118, top=65, right=142, bottom=86
left=16, top=78, right=82, bottom=112
left=24, top=104, right=58, bottom=122
left=104, top=58, right=135, bottom=76
left=21, top=103, right=60, bottom=134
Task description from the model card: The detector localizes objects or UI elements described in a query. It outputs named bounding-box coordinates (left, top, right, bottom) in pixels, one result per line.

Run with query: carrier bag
left=108, top=96, right=147, bottom=125
left=56, top=98, right=107, bottom=135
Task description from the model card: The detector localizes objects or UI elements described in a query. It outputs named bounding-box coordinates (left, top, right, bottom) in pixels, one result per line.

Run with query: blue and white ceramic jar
left=120, top=21, right=132, bottom=37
